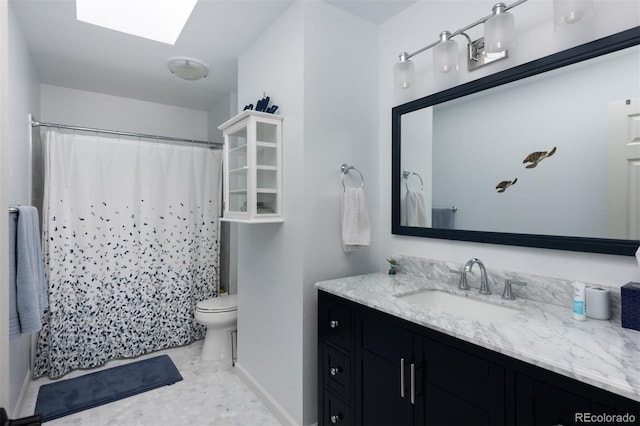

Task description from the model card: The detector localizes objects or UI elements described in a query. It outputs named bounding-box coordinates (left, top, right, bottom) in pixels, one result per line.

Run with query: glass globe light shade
left=394, top=54, right=415, bottom=89
left=433, top=37, right=459, bottom=73
left=484, top=5, right=515, bottom=54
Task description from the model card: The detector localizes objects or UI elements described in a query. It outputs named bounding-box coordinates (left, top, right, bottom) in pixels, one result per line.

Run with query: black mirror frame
left=392, top=27, right=640, bottom=256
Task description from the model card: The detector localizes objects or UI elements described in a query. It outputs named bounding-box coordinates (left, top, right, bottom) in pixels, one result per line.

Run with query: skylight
left=76, top=0, right=198, bottom=45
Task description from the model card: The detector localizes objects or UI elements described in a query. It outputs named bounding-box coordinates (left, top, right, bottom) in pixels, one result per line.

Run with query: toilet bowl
left=195, top=294, right=237, bottom=361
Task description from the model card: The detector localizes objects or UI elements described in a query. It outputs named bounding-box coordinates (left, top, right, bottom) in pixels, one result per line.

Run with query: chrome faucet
left=458, top=258, right=490, bottom=295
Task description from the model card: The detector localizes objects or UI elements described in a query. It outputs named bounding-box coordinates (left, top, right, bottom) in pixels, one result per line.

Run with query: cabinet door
left=515, top=372, right=618, bottom=426
left=254, top=120, right=280, bottom=218
left=225, top=123, right=248, bottom=217
left=357, top=313, right=415, bottom=426
left=422, top=337, right=505, bottom=426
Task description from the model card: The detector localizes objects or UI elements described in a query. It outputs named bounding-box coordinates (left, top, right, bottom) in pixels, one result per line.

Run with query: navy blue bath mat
left=34, top=354, right=182, bottom=422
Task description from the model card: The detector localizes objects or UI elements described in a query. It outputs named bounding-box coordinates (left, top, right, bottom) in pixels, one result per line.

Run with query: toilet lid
left=197, top=294, right=237, bottom=313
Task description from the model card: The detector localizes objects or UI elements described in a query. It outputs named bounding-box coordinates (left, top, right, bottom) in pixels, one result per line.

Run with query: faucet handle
left=502, top=279, right=527, bottom=300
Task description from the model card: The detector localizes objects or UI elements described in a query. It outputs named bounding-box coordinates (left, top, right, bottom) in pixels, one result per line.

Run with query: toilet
left=195, top=294, right=238, bottom=361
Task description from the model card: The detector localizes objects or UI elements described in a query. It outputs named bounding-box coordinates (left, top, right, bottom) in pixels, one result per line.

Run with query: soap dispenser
left=573, top=282, right=586, bottom=321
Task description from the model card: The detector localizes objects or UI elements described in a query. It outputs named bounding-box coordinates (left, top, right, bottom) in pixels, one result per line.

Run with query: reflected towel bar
left=402, top=170, right=424, bottom=191
left=434, top=206, right=458, bottom=212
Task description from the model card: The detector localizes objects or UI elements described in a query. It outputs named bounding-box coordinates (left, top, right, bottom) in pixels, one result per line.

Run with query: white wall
left=301, top=3, right=379, bottom=424
left=40, top=85, right=208, bottom=141
left=379, top=2, right=640, bottom=287
left=5, top=2, right=41, bottom=415
left=236, top=2, right=379, bottom=424
left=207, top=92, right=237, bottom=143
left=237, top=3, right=305, bottom=423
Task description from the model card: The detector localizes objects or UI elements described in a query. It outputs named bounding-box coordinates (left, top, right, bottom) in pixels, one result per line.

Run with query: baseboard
left=12, top=368, right=31, bottom=418
left=234, top=362, right=297, bottom=426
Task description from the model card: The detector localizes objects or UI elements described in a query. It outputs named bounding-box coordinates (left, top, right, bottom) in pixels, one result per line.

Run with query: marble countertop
left=316, top=272, right=640, bottom=402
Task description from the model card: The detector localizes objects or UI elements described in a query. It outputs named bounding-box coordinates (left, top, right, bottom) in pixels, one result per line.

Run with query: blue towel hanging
left=8, top=206, right=48, bottom=338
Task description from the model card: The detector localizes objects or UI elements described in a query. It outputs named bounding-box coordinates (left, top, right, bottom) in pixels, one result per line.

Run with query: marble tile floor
left=18, top=340, right=281, bottom=426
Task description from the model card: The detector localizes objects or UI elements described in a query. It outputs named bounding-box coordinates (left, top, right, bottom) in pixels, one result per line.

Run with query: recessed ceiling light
left=167, top=57, right=209, bottom=81
left=76, top=0, right=198, bottom=45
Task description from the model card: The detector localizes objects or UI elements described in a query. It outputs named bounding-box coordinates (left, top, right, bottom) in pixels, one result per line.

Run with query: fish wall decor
left=496, top=178, right=517, bottom=193
left=523, top=146, right=557, bottom=168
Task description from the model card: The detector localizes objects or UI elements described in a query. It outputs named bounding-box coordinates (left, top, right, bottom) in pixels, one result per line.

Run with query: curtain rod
left=31, top=120, right=223, bottom=148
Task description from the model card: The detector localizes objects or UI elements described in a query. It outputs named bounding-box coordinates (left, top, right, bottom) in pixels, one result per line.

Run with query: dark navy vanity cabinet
left=318, top=290, right=640, bottom=425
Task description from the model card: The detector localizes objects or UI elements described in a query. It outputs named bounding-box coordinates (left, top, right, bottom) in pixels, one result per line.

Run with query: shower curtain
left=34, top=130, right=221, bottom=378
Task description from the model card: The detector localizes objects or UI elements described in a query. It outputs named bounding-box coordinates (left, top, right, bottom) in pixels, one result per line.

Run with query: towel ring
left=341, top=163, right=364, bottom=189
left=402, top=170, right=423, bottom=192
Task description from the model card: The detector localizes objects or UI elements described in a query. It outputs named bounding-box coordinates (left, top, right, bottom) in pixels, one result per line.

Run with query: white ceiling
left=10, top=0, right=416, bottom=112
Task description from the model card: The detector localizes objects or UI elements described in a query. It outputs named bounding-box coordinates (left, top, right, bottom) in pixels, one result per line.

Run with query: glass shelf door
left=255, top=121, right=279, bottom=216
left=227, top=127, right=248, bottom=214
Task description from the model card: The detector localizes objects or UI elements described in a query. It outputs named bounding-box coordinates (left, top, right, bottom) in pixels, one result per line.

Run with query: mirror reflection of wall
left=401, top=108, right=433, bottom=227
left=401, top=45, right=640, bottom=239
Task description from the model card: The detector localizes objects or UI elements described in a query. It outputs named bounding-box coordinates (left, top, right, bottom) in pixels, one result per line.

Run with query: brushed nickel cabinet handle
left=410, top=363, right=416, bottom=405
left=329, top=320, right=339, bottom=328
left=400, top=358, right=405, bottom=398
left=330, top=366, right=342, bottom=376
left=330, top=413, right=343, bottom=424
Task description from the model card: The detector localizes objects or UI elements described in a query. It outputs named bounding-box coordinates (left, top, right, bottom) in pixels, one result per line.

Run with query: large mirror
left=392, top=27, right=640, bottom=255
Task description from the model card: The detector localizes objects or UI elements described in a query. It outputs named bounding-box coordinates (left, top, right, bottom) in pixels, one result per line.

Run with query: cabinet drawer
left=319, top=294, right=351, bottom=350
left=322, top=389, right=353, bottom=426
left=323, top=344, right=351, bottom=398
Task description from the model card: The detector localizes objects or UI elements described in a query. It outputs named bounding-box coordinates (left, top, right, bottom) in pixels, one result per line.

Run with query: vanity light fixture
left=167, top=57, right=209, bottom=81
left=394, top=0, right=597, bottom=88
left=394, top=0, right=528, bottom=88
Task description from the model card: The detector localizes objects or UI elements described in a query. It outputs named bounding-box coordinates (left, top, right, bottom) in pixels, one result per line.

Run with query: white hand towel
left=342, top=187, right=370, bottom=252
left=401, top=191, right=428, bottom=227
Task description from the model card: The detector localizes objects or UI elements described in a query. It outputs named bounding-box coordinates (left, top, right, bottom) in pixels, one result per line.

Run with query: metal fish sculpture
left=496, top=178, right=517, bottom=193
left=523, top=146, right=557, bottom=169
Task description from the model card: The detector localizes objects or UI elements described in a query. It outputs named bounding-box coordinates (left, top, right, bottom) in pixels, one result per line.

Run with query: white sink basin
left=396, top=289, right=522, bottom=322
